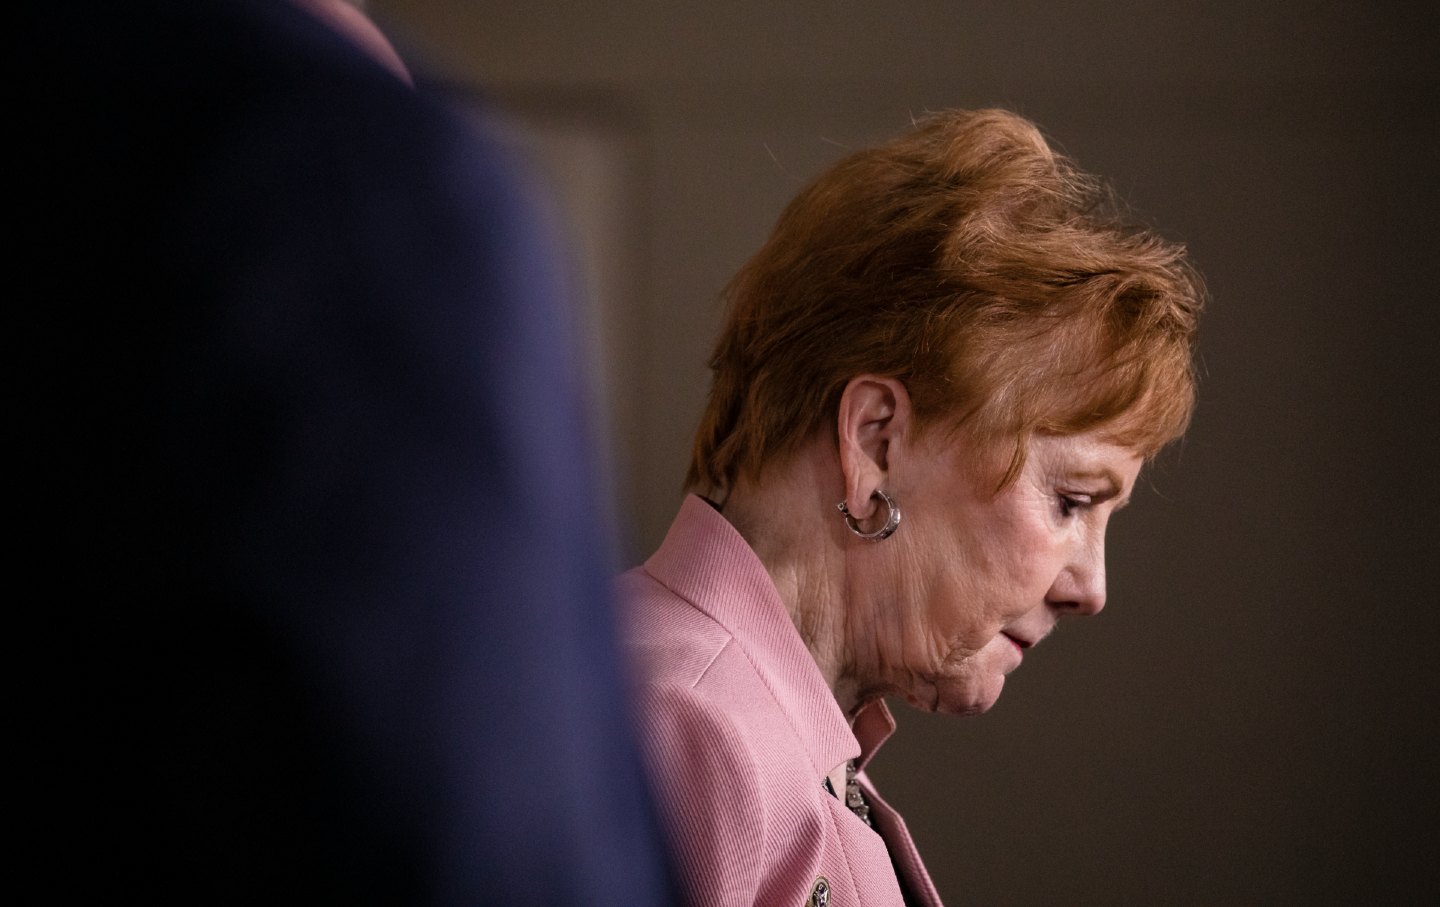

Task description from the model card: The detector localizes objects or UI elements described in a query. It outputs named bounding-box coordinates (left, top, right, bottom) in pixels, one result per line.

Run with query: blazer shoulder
left=617, top=565, right=736, bottom=688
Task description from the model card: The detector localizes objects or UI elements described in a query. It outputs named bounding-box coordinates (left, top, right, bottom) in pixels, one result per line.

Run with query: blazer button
left=807, top=876, right=831, bottom=907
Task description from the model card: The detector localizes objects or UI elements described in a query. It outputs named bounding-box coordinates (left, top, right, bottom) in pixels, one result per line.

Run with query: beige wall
left=371, top=2, right=1437, bottom=902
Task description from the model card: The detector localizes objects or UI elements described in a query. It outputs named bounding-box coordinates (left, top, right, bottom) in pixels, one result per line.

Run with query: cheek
left=985, top=521, right=1065, bottom=612
left=921, top=526, right=1062, bottom=669
left=843, top=540, right=945, bottom=669
left=849, top=534, right=983, bottom=679
left=853, top=512, right=1053, bottom=680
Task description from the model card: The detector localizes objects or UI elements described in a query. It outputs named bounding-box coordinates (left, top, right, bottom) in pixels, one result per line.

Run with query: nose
left=1047, top=535, right=1107, bottom=616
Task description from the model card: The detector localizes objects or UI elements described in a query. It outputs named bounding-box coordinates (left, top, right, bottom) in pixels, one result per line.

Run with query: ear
left=836, top=375, right=913, bottom=520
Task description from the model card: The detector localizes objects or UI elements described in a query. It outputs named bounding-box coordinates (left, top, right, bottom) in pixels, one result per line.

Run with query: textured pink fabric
left=619, top=495, right=943, bottom=907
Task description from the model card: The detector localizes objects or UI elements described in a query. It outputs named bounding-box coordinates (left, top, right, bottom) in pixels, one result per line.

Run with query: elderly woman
left=619, top=108, right=1202, bottom=907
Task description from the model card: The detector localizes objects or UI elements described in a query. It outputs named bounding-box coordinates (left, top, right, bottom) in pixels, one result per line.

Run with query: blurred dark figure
left=17, top=0, right=676, bottom=902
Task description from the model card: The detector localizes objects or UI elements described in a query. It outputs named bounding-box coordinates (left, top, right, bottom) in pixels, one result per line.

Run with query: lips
left=1002, top=632, right=1031, bottom=650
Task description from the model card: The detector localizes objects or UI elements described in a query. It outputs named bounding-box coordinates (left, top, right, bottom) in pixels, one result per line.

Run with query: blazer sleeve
left=635, top=682, right=771, bottom=907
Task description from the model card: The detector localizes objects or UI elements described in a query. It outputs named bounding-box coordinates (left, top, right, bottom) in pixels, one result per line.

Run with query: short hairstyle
left=688, top=108, right=1204, bottom=493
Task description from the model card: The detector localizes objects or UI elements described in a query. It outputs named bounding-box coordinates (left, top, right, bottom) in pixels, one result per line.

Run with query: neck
left=719, top=444, right=866, bottom=718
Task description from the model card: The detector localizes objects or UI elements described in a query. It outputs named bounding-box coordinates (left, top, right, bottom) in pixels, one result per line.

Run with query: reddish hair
left=688, top=108, right=1203, bottom=493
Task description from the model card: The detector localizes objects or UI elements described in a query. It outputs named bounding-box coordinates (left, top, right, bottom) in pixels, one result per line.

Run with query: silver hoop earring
left=836, top=490, right=901, bottom=541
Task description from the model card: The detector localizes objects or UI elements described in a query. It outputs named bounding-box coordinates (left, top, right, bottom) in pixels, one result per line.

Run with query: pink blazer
left=619, top=495, right=943, bottom=907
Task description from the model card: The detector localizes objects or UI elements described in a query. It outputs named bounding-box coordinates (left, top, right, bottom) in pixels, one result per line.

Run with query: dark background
left=371, top=2, right=1438, bottom=902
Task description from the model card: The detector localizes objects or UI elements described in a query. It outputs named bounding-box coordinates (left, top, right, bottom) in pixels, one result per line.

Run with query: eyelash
left=1058, top=494, right=1091, bottom=518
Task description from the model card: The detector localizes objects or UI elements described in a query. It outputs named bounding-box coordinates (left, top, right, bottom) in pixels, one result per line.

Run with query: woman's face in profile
left=848, top=430, right=1143, bottom=716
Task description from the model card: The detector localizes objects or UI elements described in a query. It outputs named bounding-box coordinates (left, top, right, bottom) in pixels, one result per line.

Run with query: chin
left=905, top=672, right=1005, bottom=716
